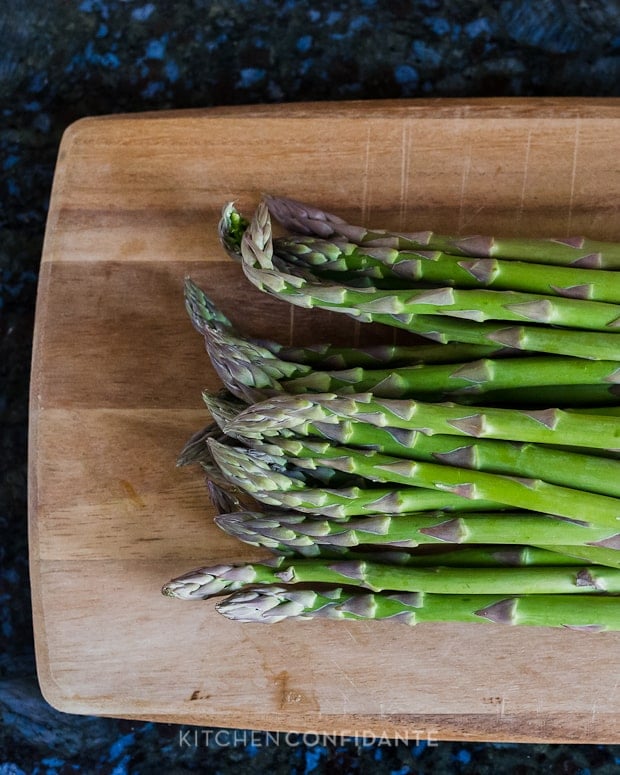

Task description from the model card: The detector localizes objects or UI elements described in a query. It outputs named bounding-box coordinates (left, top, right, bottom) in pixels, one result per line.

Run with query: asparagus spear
left=240, top=202, right=620, bottom=359
left=215, top=512, right=589, bottom=566
left=205, top=439, right=507, bottom=518
left=185, top=277, right=519, bottom=369
left=162, top=556, right=620, bottom=598
left=244, top=237, right=620, bottom=333
left=215, top=585, right=620, bottom=631
left=376, top=312, right=620, bottom=361
left=275, top=235, right=620, bottom=303
left=222, top=201, right=620, bottom=302
left=533, top=545, right=620, bottom=570
left=265, top=195, right=620, bottom=270
left=458, top=383, right=620, bottom=409
left=359, top=547, right=588, bottom=567
left=207, top=438, right=620, bottom=530
left=206, top=324, right=620, bottom=399
left=274, top=340, right=518, bottom=370
left=225, top=392, right=620, bottom=452
left=220, top=400, right=620, bottom=498
left=185, top=281, right=620, bottom=408
left=213, top=510, right=619, bottom=554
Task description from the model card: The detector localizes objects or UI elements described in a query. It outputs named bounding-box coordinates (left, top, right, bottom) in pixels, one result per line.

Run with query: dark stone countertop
left=1, top=1, right=620, bottom=772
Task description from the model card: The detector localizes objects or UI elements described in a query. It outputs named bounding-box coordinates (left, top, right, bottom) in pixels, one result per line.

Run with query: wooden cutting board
left=29, top=99, right=620, bottom=743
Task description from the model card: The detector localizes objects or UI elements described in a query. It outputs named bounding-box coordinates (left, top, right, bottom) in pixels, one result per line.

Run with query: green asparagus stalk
left=244, top=237, right=620, bottom=333
left=276, top=236, right=620, bottom=303
left=185, top=280, right=620, bottom=408
left=359, top=546, right=587, bottom=567
left=223, top=201, right=620, bottom=302
left=265, top=195, right=620, bottom=270
left=225, top=392, right=620, bottom=453
left=533, top=545, right=620, bottom=570
left=207, top=438, right=620, bottom=530
left=206, top=324, right=620, bottom=399
left=376, top=313, right=620, bottom=361
left=186, top=278, right=550, bottom=404
left=162, top=555, right=620, bottom=599
left=213, top=510, right=618, bottom=554
left=205, top=440, right=508, bottom=519
left=185, top=276, right=520, bottom=370
left=275, top=340, right=518, bottom=370
left=211, top=335, right=620, bottom=405
left=458, top=383, right=620, bottom=409
left=240, top=202, right=620, bottom=359
left=215, top=585, right=620, bottom=631
left=215, top=512, right=589, bottom=566
left=220, top=398, right=620, bottom=498
left=224, top=541, right=592, bottom=568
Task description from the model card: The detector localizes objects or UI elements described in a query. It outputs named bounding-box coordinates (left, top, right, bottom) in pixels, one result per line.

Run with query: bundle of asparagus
left=164, top=197, right=620, bottom=631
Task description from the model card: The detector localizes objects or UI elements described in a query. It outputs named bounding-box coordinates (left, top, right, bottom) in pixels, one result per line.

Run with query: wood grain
left=29, top=99, right=620, bottom=742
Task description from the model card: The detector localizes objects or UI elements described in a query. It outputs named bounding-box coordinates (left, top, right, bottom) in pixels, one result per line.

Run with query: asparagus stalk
left=225, top=392, right=620, bottom=452
left=213, top=510, right=618, bottom=554
left=214, top=523, right=589, bottom=566
left=186, top=277, right=543, bottom=404
left=186, top=276, right=519, bottom=369
left=207, top=325, right=620, bottom=399
left=247, top=437, right=620, bottom=530
left=533, top=545, right=620, bottom=570
left=220, top=398, right=620, bottom=498
left=223, top=201, right=620, bottom=302
left=215, top=511, right=588, bottom=566
left=243, top=235, right=620, bottom=334
left=275, top=235, right=620, bottom=303
left=240, top=202, right=620, bottom=359
left=162, top=556, right=620, bottom=598
left=207, top=438, right=620, bottom=528
left=361, top=547, right=586, bottom=567
left=275, top=340, right=517, bottom=370
left=215, top=586, right=620, bottom=631
left=265, top=195, right=620, bottom=270
left=205, top=440, right=508, bottom=519
left=376, top=313, right=620, bottom=361
left=458, top=383, right=620, bottom=409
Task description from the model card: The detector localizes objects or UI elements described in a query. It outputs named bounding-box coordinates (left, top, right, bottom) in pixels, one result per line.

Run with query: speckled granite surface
left=1, top=1, right=620, bottom=772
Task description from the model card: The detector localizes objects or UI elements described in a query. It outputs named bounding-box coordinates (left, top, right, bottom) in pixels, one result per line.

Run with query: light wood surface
left=29, top=99, right=620, bottom=742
